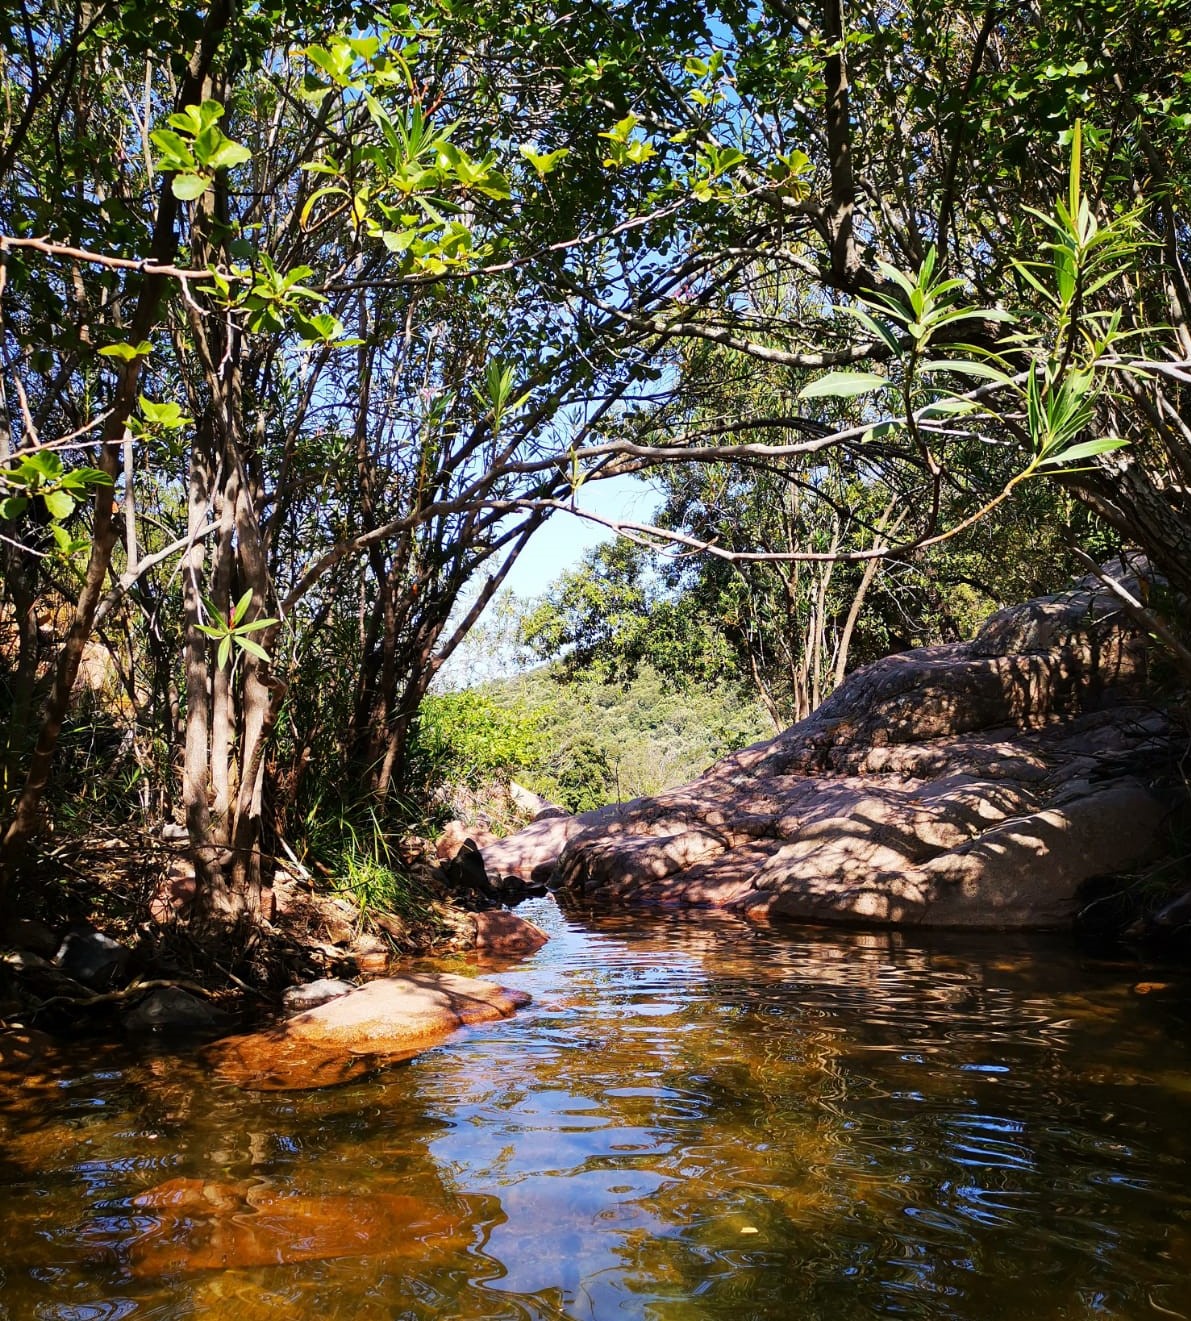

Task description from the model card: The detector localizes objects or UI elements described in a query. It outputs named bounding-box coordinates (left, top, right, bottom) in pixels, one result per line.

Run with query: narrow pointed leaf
left=798, top=371, right=886, bottom=400
left=236, top=636, right=272, bottom=662
left=1039, top=437, right=1128, bottom=467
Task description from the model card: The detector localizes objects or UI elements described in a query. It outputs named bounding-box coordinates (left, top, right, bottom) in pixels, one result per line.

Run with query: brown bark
left=822, top=0, right=862, bottom=290
left=0, top=0, right=237, bottom=907
left=181, top=431, right=224, bottom=904
left=1073, top=461, right=1191, bottom=602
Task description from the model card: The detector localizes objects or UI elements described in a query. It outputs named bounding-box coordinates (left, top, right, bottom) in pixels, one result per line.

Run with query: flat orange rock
left=205, top=972, right=531, bottom=1090
left=127, top=1177, right=466, bottom=1274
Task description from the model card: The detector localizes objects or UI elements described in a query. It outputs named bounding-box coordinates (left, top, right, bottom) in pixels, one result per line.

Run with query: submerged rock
left=482, top=564, right=1178, bottom=930
left=124, top=1177, right=467, bottom=1274
left=0, top=1026, right=56, bottom=1078
left=206, top=972, right=531, bottom=1089
left=123, top=987, right=227, bottom=1035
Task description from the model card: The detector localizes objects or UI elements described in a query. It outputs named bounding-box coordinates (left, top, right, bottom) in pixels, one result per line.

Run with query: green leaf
left=0, top=495, right=28, bottom=520
left=98, top=340, right=153, bottom=362
left=918, top=397, right=979, bottom=419
left=71, top=467, right=113, bottom=486
left=171, top=173, right=210, bottom=201
left=380, top=227, right=416, bottom=253
left=217, top=636, right=232, bottom=669
left=235, top=635, right=272, bottom=662
left=296, top=74, right=332, bottom=104
left=138, top=397, right=192, bottom=429
left=49, top=522, right=87, bottom=555
left=1039, top=436, right=1129, bottom=467
left=600, top=113, right=639, bottom=144
left=834, top=304, right=902, bottom=354
left=298, top=312, right=346, bottom=344
left=206, top=139, right=252, bottom=171
left=43, top=489, right=76, bottom=520
left=1026, top=369, right=1043, bottom=442
left=167, top=100, right=225, bottom=136
left=149, top=128, right=196, bottom=168
left=1068, top=118, right=1083, bottom=224
left=346, top=35, right=380, bottom=60
left=475, top=170, right=512, bottom=199
left=519, top=144, right=569, bottom=177
left=23, top=451, right=63, bottom=479
left=859, top=419, right=904, bottom=444
left=798, top=371, right=887, bottom=400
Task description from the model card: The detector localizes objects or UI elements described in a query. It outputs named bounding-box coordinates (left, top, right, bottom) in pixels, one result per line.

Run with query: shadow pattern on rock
left=482, top=566, right=1177, bottom=930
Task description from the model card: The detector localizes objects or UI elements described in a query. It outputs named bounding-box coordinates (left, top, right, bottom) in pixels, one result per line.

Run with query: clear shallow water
left=2, top=897, right=1191, bottom=1320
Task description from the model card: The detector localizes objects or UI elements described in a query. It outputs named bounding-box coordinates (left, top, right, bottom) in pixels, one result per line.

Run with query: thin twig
left=28, top=977, right=218, bottom=1011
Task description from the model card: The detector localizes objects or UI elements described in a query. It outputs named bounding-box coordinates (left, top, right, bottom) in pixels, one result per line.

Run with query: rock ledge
left=482, top=566, right=1176, bottom=930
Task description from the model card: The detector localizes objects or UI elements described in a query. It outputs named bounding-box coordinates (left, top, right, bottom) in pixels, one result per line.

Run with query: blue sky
left=500, top=471, right=660, bottom=598
left=435, top=473, right=660, bottom=688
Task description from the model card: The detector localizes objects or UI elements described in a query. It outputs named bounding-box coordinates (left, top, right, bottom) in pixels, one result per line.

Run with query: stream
left=2, top=896, right=1190, bottom=1320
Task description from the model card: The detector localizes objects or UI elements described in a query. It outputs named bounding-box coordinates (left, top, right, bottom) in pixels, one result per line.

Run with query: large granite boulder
left=206, top=972, right=530, bottom=1089
left=482, top=565, right=1177, bottom=930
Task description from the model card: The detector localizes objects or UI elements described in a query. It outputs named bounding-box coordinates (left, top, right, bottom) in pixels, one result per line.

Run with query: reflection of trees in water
left=2, top=915, right=1190, bottom=1320
left=481, top=909, right=1191, bottom=1320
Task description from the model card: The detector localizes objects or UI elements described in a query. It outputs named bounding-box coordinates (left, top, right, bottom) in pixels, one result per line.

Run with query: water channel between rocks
left=2, top=897, right=1191, bottom=1321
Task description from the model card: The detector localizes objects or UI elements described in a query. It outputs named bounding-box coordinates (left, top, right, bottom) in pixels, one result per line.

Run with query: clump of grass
left=333, top=846, right=436, bottom=926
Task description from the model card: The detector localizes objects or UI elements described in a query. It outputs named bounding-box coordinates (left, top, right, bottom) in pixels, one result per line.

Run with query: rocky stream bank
left=4, top=561, right=1189, bottom=1091
left=483, top=562, right=1190, bottom=938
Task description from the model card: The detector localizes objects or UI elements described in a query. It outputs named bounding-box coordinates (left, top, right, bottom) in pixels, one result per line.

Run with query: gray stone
left=283, top=978, right=356, bottom=1013
left=54, top=929, right=130, bottom=989
left=124, top=987, right=226, bottom=1034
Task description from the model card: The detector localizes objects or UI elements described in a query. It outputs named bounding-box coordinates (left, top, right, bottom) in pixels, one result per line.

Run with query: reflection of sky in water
left=3, top=896, right=1191, bottom=1321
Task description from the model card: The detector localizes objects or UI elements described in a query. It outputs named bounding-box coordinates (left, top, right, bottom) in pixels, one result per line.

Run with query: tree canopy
left=2, top=0, right=1189, bottom=923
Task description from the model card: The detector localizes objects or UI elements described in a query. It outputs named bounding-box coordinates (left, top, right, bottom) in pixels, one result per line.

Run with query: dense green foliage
left=408, top=690, right=543, bottom=794
left=389, top=658, right=766, bottom=820
left=1, top=0, right=1189, bottom=926
left=489, top=664, right=767, bottom=812
left=520, top=468, right=1117, bottom=727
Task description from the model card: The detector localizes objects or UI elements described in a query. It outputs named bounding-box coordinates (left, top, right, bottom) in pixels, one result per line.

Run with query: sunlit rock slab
left=482, top=564, right=1176, bottom=930
left=119, top=1177, right=469, bottom=1274
left=205, top=972, right=531, bottom=1090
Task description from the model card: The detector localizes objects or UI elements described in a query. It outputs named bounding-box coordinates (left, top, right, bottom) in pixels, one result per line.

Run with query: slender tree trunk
left=182, top=437, right=226, bottom=908
left=208, top=459, right=238, bottom=846
left=0, top=0, right=235, bottom=909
